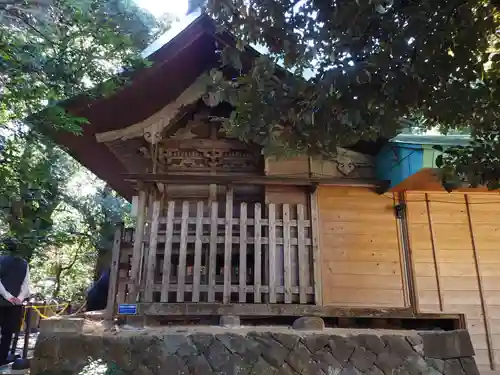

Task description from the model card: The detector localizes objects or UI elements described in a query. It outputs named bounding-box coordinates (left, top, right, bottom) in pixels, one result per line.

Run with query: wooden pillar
left=307, top=157, right=322, bottom=305
left=139, top=190, right=155, bottom=294
left=145, top=200, right=161, bottom=302
left=128, top=189, right=147, bottom=303
left=223, top=186, right=234, bottom=303
left=309, top=185, right=322, bottom=305
left=105, top=223, right=123, bottom=319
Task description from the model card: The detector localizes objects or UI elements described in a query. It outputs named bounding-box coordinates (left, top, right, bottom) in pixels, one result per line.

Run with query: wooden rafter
left=95, top=74, right=210, bottom=144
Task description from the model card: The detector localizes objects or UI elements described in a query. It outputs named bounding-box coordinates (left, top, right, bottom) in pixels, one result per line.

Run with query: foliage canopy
left=190, top=0, right=500, bottom=187
left=0, top=0, right=169, bottom=131
left=0, top=0, right=161, bottom=297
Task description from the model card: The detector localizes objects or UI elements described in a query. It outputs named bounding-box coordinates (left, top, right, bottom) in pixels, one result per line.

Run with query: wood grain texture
left=318, top=187, right=404, bottom=307
left=406, top=191, right=500, bottom=371
left=105, top=224, right=123, bottom=319
left=128, top=189, right=147, bottom=303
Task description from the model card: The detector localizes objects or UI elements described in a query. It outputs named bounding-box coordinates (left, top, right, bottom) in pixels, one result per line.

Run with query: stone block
left=402, top=355, right=430, bottom=375
left=31, top=326, right=482, bottom=375
left=184, top=355, right=215, bottom=375
left=39, top=317, right=84, bottom=333
left=329, top=335, right=355, bottom=364
left=249, top=357, right=278, bottom=375
left=313, top=348, right=342, bottom=374
left=301, top=334, right=330, bottom=353
left=248, top=332, right=289, bottom=369
left=285, top=341, right=321, bottom=375
left=413, top=343, right=424, bottom=356
left=292, top=316, right=325, bottom=330
left=444, top=358, right=465, bottom=375
left=349, top=346, right=376, bottom=372
left=381, top=335, right=415, bottom=357
left=204, top=338, right=233, bottom=372
left=191, top=333, right=215, bottom=354
left=426, top=358, right=445, bottom=372
left=421, top=330, right=475, bottom=359
left=351, top=334, right=386, bottom=355
left=272, top=333, right=300, bottom=350
left=277, top=362, right=298, bottom=375
left=217, top=333, right=250, bottom=355
left=339, top=364, right=363, bottom=374
left=375, top=351, right=404, bottom=374
left=157, top=354, right=190, bottom=375
left=218, top=333, right=262, bottom=365
left=163, top=334, right=195, bottom=356
left=460, top=357, right=480, bottom=375
left=365, top=365, right=385, bottom=375
left=220, top=315, right=241, bottom=327
left=405, top=335, right=423, bottom=347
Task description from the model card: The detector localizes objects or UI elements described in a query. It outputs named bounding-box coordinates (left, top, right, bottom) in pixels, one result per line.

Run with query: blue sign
left=118, top=304, right=138, bottom=315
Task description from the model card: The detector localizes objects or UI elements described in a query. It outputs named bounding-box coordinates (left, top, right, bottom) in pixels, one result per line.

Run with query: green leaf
left=435, top=154, right=444, bottom=168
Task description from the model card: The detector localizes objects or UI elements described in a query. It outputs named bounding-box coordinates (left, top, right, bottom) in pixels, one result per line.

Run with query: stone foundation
left=32, top=318, right=479, bottom=375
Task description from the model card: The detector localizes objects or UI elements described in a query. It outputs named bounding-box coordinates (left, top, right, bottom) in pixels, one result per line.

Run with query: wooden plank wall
left=318, top=187, right=406, bottom=307
left=265, top=155, right=375, bottom=179
left=406, top=192, right=500, bottom=372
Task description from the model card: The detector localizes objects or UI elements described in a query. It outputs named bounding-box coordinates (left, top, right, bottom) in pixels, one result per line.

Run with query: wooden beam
left=136, top=303, right=463, bottom=320
left=145, top=201, right=161, bottom=302
left=122, top=173, right=385, bottom=188
left=105, top=224, right=123, bottom=319
left=95, top=74, right=209, bottom=144
left=128, top=189, right=147, bottom=303
left=309, top=186, right=322, bottom=305
left=223, top=187, right=234, bottom=303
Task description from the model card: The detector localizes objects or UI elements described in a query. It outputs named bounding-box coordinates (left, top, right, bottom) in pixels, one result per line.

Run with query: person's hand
left=8, top=297, right=22, bottom=305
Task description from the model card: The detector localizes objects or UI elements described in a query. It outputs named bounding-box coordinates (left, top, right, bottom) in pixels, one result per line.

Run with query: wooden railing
left=112, top=199, right=316, bottom=307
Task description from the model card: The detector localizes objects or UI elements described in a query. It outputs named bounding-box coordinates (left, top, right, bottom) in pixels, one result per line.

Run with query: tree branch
left=60, top=241, right=83, bottom=271
left=2, top=7, right=55, bottom=44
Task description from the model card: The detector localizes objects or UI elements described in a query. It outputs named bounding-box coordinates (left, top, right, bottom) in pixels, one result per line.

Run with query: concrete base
left=31, top=318, right=480, bottom=375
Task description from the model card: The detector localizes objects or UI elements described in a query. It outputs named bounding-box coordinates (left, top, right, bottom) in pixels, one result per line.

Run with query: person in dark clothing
left=0, top=238, right=30, bottom=366
left=86, top=268, right=110, bottom=312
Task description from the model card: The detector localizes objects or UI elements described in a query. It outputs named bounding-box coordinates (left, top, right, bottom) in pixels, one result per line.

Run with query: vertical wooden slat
left=223, top=187, right=234, bottom=303
left=466, top=194, right=496, bottom=370
left=239, top=202, right=248, bottom=303
left=145, top=201, right=161, bottom=301
left=297, top=204, right=308, bottom=304
left=160, top=201, right=175, bottom=302
left=128, top=189, right=147, bottom=303
left=394, top=194, right=411, bottom=308
left=105, top=224, right=123, bottom=319
left=140, top=194, right=155, bottom=294
left=192, top=201, right=204, bottom=302
left=283, top=204, right=292, bottom=303
left=176, top=201, right=189, bottom=302
left=208, top=201, right=218, bottom=302
left=309, top=188, right=323, bottom=305
left=116, top=276, right=127, bottom=305
left=254, top=203, right=262, bottom=303
left=425, top=193, right=444, bottom=311
left=268, top=203, right=277, bottom=303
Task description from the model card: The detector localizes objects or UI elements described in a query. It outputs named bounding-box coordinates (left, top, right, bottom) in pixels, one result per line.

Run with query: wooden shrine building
left=44, top=14, right=500, bottom=373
